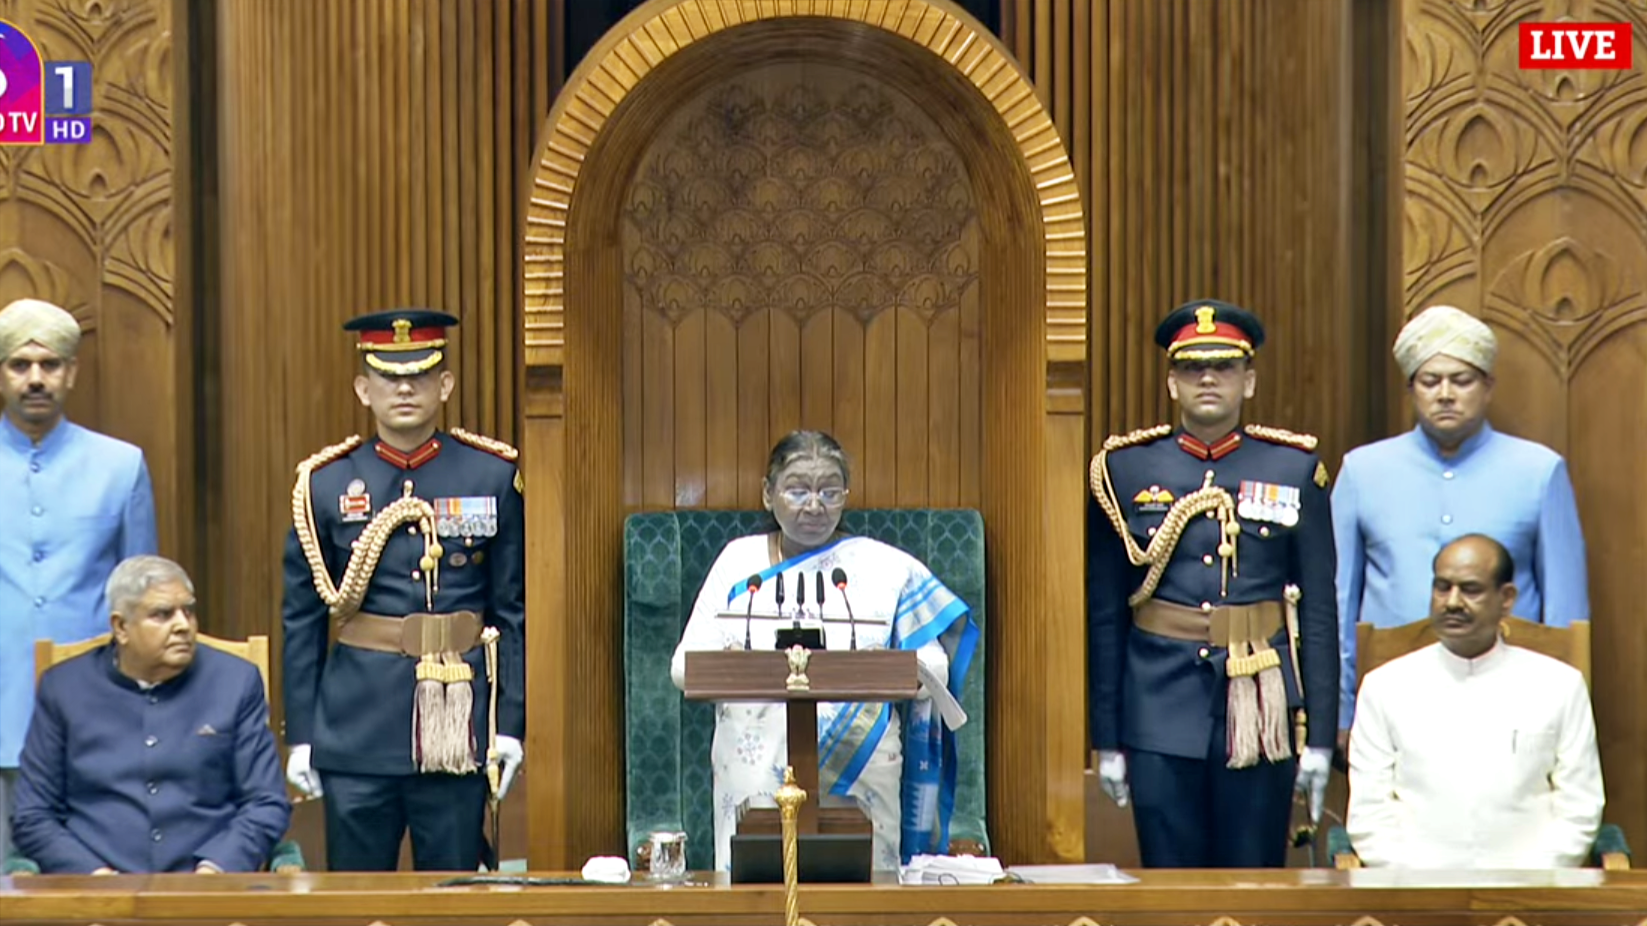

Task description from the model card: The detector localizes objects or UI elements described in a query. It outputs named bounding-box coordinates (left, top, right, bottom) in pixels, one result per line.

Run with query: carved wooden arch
left=521, top=0, right=1086, bottom=364
left=518, top=0, right=1090, bottom=868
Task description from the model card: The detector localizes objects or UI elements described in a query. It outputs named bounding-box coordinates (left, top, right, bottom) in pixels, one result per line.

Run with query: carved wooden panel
left=620, top=63, right=982, bottom=509
left=1002, top=0, right=1367, bottom=468
left=1402, top=0, right=1647, bottom=846
left=523, top=0, right=1086, bottom=369
left=0, top=0, right=184, bottom=554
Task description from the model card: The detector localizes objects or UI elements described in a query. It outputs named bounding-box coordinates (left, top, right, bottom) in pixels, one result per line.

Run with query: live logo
left=1519, top=22, right=1633, bottom=69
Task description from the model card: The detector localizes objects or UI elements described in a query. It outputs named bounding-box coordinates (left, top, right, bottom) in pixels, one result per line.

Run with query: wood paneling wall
left=211, top=0, right=560, bottom=638
left=619, top=62, right=985, bottom=511
left=1001, top=0, right=1379, bottom=469
left=1401, top=0, right=1647, bottom=854
left=0, top=0, right=190, bottom=563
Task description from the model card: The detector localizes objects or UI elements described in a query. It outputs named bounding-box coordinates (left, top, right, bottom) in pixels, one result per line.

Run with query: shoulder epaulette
left=296, top=435, right=364, bottom=475
left=1244, top=424, right=1318, bottom=452
left=450, top=427, right=519, bottom=462
left=1102, top=423, right=1173, bottom=452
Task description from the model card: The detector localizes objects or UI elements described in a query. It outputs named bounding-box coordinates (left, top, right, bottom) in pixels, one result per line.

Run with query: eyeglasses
left=778, top=487, right=849, bottom=508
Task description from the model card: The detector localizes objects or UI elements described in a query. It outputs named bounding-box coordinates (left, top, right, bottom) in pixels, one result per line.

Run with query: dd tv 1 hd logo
left=0, top=20, right=92, bottom=146
left=1519, top=21, right=1634, bottom=69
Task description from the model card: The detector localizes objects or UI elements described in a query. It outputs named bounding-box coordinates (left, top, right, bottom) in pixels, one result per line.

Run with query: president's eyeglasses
left=777, top=487, right=849, bottom=508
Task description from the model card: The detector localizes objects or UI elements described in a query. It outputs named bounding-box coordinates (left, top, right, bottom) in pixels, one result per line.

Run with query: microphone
left=832, top=567, right=857, bottom=650
left=775, top=572, right=786, bottom=624
left=815, top=571, right=826, bottom=610
left=743, top=574, right=763, bottom=650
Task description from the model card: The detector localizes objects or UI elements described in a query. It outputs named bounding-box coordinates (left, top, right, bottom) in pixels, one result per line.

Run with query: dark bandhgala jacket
left=13, top=644, right=291, bottom=873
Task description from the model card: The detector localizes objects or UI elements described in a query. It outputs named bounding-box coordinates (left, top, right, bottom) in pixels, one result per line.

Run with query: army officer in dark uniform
left=281, top=309, right=525, bottom=872
left=1086, top=300, right=1337, bottom=868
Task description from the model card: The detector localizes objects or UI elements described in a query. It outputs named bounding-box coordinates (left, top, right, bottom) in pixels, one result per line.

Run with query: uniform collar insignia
left=375, top=436, right=442, bottom=470
left=1176, top=431, right=1241, bottom=461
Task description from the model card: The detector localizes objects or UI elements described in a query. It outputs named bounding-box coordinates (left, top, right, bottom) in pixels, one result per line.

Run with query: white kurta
left=670, top=535, right=950, bottom=872
left=1347, top=640, right=1603, bottom=868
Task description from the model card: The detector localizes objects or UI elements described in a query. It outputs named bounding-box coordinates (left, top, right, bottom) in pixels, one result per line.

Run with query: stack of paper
left=1003, top=864, right=1138, bottom=885
left=898, top=854, right=1004, bottom=885
left=916, top=661, right=968, bottom=729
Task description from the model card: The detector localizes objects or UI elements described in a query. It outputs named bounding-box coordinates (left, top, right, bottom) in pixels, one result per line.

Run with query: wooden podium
left=683, top=646, right=917, bottom=877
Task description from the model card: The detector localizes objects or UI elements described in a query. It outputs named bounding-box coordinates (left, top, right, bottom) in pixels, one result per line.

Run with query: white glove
left=1295, top=746, right=1332, bottom=823
left=1097, top=749, right=1130, bottom=807
left=494, top=735, right=524, bottom=801
left=285, top=744, right=323, bottom=799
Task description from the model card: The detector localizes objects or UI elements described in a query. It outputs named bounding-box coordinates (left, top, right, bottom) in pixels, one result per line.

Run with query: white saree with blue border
left=673, top=533, right=977, bottom=870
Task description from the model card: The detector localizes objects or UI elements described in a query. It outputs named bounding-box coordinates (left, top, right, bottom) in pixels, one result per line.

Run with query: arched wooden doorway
left=519, top=0, right=1089, bottom=867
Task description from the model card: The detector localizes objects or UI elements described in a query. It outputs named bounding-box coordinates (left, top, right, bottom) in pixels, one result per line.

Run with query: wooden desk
left=5, top=869, right=1647, bottom=926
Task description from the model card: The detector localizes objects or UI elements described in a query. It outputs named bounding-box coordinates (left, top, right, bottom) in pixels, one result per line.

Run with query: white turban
left=1392, top=305, right=1496, bottom=378
left=0, top=298, right=82, bottom=360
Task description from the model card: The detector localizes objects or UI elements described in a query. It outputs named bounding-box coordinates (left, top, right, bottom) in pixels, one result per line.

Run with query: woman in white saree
left=670, top=431, right=977, bottom=872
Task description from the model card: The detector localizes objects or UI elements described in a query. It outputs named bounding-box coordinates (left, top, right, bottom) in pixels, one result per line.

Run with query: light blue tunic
left=0, top=416, right=157, bottom=766
left=1332, top=423, right=1588, bottom=729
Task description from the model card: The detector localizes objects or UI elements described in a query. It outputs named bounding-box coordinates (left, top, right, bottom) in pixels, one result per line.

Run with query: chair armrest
left=3, top=849, right=41, bottom=876
left=1324, top=825, right=1361, bottom=869
left=269, top=838, right=305, bottom=874
left=1594, top=823, right=1631, bottom=870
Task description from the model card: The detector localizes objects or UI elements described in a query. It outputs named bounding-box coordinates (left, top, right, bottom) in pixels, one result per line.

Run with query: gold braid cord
left=1089, top=434, right=1239, bottom=607
left=449, top=427, right=519, bottom=461
left=1244, top=423, right=1319, bottom=452
left=291, top=436, right=440, bottom=619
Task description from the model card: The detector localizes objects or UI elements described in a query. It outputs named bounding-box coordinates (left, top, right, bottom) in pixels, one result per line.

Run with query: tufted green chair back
left=623, top=508, right=988, bottom=871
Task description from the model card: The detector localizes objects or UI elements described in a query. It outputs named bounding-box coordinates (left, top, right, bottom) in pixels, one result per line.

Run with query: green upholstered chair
left=623, top=508, right=988, bottom=872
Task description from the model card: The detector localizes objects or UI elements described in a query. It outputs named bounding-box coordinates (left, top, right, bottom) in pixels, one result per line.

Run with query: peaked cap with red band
left=344, top=308, right=458, bottom=375
left=1154, top=299, right=1265, bottom=362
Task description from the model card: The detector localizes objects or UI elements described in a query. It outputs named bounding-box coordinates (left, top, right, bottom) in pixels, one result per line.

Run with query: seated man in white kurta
left=670, top=430, right=977, bottom=873
left=1347, top=533, right=1603, bottom=868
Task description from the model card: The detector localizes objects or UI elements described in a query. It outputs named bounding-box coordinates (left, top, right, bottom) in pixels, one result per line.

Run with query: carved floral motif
left=0, top=0, right=173, bottom=318
left=1405, top=0, right=1647, bottom=384
left=624, top=72, right=977, bottom=331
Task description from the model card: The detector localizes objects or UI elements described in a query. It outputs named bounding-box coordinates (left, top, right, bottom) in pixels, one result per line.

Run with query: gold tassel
left=1257, top=662, right=1293, bottom=762
left=414, top=652, right=475, bottom=773
left=445, top=653, right=477, bottom=770
left=414, top=655, right=446, bottom=772
left=1226, top=658, right=1260, bottom=770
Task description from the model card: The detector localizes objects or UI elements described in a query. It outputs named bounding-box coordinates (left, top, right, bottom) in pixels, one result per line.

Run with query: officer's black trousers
left=1128, top=718, right=1296, bottom=868
left=320, top=770, right=487, bottom=871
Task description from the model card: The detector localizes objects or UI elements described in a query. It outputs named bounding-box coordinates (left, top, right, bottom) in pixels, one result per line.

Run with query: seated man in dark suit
left=12, top=555, right=290, bottom=873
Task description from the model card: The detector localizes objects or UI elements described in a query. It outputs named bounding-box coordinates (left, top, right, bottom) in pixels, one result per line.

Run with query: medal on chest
left=1237, top=480, right=1300, bottom=527
left=433, top=496, right=498, bottom=539
left=339, top=478, right=372, bottom=523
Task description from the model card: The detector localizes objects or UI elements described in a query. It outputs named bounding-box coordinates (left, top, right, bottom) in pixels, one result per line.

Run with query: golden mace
left=775, top=766, right=807, bottom=926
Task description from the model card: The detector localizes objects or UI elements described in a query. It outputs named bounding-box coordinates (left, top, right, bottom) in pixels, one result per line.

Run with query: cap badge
left=1195, top=305, right=1217, bottom=333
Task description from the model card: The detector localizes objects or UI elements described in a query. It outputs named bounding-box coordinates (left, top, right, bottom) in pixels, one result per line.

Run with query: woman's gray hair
left=764, top=430, right=852, bottom=486
left=106, top=555, right=194, bottom=618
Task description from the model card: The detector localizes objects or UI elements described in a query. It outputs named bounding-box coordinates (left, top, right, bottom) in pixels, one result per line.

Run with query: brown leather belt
left=1132, top=599, right=1283, bottom=647
left=337, top=611, right=483, bottom=657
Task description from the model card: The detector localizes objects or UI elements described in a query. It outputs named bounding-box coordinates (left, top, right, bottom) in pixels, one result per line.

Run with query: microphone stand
left=743, top=575, right=763, bottom=650
left=832, top=568, right=857, bottom=650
